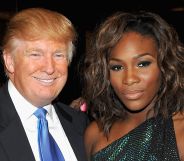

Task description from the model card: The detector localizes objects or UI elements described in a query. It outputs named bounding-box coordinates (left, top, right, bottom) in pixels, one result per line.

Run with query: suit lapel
left=0, top=83, right=35, bottom=161
left=0, top=116, right=35, bottom=161
left=54, top=103, right=87, bottom=161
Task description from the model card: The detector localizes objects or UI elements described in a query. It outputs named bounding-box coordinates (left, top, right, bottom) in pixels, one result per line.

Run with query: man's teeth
left=37, top=78, right=55, bottom=83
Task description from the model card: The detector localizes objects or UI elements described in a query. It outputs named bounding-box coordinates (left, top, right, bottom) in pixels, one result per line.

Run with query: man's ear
left=3, top=50, right=15, bottom=74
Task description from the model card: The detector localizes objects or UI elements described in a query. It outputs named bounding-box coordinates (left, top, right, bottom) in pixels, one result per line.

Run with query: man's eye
left=109, top=65, right=124, bottom=71
left=138, top=61, right=151, bottom=67
left=54, top=53, right=66, bottom=58
left=30, top=53, right=42, bottom=57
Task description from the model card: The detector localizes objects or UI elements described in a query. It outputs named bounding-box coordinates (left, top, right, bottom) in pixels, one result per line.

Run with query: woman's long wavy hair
left=82, top=11, right=184, bottom=135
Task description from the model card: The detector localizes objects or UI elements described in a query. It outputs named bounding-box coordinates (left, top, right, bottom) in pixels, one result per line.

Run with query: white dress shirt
left=8, top=80, right=78, bottom=161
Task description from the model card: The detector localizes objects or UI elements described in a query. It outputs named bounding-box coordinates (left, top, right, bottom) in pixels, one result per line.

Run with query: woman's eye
left=138, top=61, right=151, bottom=67
left=109, top=65, right=124, bottom=71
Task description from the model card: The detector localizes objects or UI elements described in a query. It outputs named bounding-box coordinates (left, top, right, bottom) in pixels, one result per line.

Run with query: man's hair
left=2, top=7, right=77, bottom=63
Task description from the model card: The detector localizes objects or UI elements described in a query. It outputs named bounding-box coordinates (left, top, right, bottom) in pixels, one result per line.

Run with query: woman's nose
left=123, top=68, right=140, bottom=85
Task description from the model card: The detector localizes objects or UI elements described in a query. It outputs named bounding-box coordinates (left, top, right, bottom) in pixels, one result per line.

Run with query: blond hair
left=2, top=7, right=77, bottom=63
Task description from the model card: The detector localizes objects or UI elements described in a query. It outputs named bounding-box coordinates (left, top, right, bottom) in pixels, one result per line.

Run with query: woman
left=83, top=11, right=184, bottom=160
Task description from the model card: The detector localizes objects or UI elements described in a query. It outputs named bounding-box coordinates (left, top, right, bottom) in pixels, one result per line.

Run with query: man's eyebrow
left=25, top=48, right=43, bottom=52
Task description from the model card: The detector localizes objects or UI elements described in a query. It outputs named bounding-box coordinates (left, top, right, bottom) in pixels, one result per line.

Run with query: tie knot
left=34, top=108, right=47, bottom=119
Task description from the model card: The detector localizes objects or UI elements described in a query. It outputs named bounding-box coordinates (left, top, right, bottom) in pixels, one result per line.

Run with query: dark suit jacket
left=0, top=83, right=89, bottom=161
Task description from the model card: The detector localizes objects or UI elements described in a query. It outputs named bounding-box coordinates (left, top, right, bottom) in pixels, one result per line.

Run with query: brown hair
left=83, top=11, right=184, bottom=135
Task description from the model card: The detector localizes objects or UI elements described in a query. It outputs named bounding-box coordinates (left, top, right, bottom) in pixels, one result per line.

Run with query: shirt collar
left=8, top=80, right=53, bottom=120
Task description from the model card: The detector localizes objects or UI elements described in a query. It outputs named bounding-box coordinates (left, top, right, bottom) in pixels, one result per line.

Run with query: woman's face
left=109, top=32, right=161, bottom=112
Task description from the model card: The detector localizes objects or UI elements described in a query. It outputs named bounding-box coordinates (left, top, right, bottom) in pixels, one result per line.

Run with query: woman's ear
left=3, top=50, right=15, bottom=74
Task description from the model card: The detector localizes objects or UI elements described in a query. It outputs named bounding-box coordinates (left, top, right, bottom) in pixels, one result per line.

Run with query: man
left=0, top=8, right=88, bottom=161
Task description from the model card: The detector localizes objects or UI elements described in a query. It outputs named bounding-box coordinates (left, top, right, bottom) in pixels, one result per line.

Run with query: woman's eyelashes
left=137, top=61, right=152, bottom=67
left=109, top=64, right=124, bottom=71
left=109, top=61, right=152, bottom=71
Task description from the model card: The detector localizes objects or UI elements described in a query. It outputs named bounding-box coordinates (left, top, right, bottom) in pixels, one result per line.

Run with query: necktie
left=34, top=108, right=65, bottom=161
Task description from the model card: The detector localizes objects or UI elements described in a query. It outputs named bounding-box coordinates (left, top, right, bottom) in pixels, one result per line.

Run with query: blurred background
left=0, top=0, right=184, bottom=104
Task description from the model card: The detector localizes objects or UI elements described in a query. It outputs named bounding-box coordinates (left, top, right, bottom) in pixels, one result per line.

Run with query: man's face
left=4, top=39, right=69, bottom=107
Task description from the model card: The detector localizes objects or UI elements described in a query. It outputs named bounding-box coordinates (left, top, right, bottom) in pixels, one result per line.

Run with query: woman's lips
left=122, top=90, right=144, bottom=100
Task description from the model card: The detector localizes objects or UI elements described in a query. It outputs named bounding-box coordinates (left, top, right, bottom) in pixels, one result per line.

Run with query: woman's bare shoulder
left=173, top=112, right=184, bottom=160
left=173, top=112, right=184, bottom=127
left=85, top=121, right=100, bottom=142
left=84, top=121, right=101, bottom=160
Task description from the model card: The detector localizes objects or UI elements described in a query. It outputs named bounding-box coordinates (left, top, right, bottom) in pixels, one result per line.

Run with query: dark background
left=0, top=0, right=184, bottom=104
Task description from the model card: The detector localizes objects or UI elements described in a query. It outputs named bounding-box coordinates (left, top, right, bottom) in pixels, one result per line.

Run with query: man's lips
left=34, top=77, right=57, bottom=85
